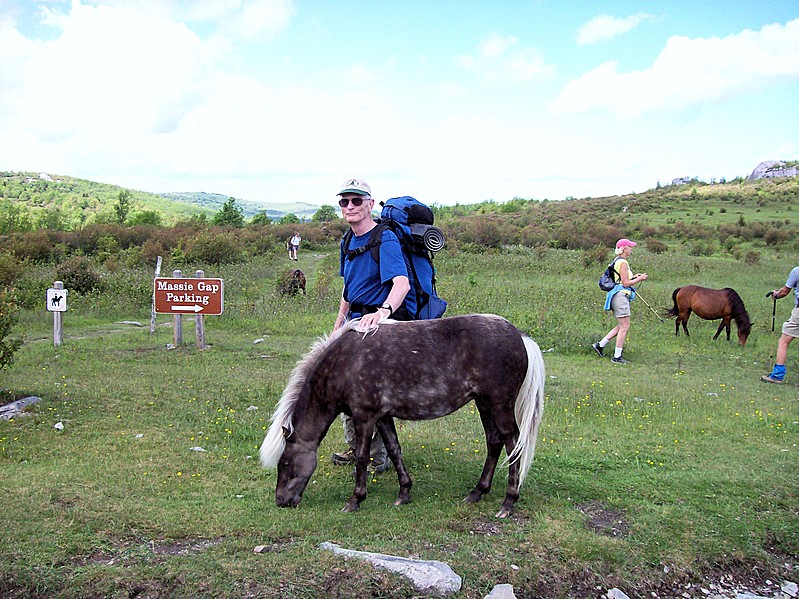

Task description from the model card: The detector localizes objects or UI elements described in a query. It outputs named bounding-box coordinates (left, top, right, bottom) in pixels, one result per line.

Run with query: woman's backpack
left=598, top=259, right=620, bottom=291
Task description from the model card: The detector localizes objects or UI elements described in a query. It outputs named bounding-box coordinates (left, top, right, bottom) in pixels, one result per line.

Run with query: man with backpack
left=330, top=177, right=414, bottom=473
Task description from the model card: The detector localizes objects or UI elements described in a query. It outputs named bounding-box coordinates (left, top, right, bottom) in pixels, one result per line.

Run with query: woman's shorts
left=782, top=306, right=799, bottom=338
left=611, top=292, right=631, bottom=318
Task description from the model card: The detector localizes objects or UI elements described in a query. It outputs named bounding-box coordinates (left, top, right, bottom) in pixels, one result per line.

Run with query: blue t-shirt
left=786, top=266, right=799, bottom=306
left=340, top=227, right=417, bottom=316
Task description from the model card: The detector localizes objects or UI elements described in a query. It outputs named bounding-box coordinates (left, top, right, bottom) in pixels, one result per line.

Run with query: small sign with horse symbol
left=46, top=288, right=68, bottom=312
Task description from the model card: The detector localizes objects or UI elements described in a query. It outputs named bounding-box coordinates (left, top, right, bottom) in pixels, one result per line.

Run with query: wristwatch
left=379, top=303, right=393, bottom=315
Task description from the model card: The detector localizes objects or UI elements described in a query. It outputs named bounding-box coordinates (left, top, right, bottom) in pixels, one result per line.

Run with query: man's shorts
left=782, top=305, right=799, bottom=338
left=611, top=291, right=631, bottom=318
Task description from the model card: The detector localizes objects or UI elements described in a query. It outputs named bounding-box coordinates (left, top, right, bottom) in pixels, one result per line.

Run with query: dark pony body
left=277, top=269, right=306, bottom=295
left=260, top=314, right=545, bottom=518
left=664, top=285, right=751, bottom=345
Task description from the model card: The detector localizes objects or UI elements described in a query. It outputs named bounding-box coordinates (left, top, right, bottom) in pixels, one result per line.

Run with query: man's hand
left=355, top=308, right=390, bottom=332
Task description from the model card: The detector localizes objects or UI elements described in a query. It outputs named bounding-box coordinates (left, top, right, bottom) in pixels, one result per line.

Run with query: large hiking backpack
left=598, top=258, right=620, bottom=291
left=341, top=196, right=447, bottom=320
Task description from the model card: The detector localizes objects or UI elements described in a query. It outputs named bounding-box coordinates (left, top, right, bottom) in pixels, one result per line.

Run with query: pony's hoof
left=463, top=492, right=482, bottom=504
left=342, top=501, right=361, bottom=513
left=495, top=507, right=513, bottom=519
left=393, top=496, right=411, bottom=506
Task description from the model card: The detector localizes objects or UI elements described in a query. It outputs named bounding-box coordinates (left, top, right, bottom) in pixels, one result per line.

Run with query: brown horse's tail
left=663, top=287, right=681, bottom=318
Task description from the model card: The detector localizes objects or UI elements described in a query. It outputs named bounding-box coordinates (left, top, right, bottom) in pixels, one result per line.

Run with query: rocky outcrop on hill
left=747, top=160, right=798, bottom=181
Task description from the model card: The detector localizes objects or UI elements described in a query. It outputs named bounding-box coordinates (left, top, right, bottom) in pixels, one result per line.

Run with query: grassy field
left=1, top=243, right=797, bottom=598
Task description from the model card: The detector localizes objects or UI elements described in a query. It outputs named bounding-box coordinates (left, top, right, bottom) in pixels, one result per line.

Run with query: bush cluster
left=0, top=287, right=23, bottom=371
left=56, top=256, right=104, bottom=295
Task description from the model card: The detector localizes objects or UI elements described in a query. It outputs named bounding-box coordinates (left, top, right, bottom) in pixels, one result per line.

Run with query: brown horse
left=664, top=285, right=751, bottom=345
left=259, top=314, right=545, bottom=518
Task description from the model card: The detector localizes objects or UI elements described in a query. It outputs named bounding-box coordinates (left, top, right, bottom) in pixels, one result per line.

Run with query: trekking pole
left=766, top=291, right=777, bottom=368
left=766, top=291, right=777, bottom=333
left=634, top=289, right=664, bottom=322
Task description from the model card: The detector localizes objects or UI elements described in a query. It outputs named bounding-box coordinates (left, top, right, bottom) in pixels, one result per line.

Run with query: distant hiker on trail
left=592, top=238, right=648, bottom=365
left=288, top=232, right=301, bottom=261
left=330, top=177, right=414, bottom=475
left=762, top=265, right=799, bottom=384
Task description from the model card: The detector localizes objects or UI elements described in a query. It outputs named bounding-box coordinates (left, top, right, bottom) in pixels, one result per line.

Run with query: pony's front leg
left=342, top=422, right=374, bottom=512
left=713, top=318, right=729, bottom=341
left=376, top=417, right=413, bottom=506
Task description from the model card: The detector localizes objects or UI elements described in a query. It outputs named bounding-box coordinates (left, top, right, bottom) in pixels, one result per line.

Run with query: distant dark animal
left=277, top=269, right=306, bottom=296
left=664, top=285, right=751, bottom=346
left=259, top=314, right=545, bottom=518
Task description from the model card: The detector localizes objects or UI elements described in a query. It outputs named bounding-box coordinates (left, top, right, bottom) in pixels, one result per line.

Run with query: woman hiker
left=592, top=238, right=648, bottom=364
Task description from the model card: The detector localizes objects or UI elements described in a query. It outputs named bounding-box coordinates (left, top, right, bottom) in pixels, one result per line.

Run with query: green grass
left=1, top=246, right=797, bottom=598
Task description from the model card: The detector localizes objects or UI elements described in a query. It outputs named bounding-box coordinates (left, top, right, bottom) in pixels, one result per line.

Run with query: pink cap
left=616, top=238, right=637, bottom=249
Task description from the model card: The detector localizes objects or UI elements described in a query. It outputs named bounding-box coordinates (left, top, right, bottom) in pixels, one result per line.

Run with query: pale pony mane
left=259, top=322, right=357, bottom=468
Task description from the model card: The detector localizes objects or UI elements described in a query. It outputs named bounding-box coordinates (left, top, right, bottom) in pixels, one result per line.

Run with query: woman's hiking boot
left=331, top=448, right=355, bottom=465
left=591, top=342, right=604, bottom=357
left=611, top=356, right=630, bottom=364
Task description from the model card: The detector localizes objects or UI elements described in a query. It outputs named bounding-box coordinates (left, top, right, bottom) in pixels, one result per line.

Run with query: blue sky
left=1, top=1, right=797, bottom=208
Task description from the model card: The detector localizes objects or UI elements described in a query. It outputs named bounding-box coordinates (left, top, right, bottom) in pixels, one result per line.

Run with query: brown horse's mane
left=723, top=287, right=752, bottom=332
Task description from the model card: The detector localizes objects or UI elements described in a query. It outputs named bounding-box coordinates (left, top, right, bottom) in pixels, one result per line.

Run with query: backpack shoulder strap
left=341, top=224, right=384, bottom=262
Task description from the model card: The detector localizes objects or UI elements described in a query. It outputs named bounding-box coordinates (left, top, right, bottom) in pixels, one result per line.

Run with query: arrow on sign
left=171, top=305, right=204, bottom=313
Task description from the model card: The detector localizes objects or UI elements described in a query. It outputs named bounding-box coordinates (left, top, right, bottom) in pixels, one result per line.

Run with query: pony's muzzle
left=275, top=494, right=302, bottom=508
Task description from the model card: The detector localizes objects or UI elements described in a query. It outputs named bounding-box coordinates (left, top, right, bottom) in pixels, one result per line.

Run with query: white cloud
left=456, top=33, right=555, bottom=83
left=552, top=18, right=799, bottom=119
left=0, top=0, right=303, bottom=181
left=216, top=0, right=295, bottom=40
left=577, top=13, right=651, bottom=46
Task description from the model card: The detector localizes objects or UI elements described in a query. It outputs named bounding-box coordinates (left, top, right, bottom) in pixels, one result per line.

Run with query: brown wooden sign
left=154, top=278, right=224, bottom=315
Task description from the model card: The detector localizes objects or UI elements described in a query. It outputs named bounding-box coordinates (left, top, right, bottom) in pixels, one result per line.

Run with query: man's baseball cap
left=616, top=238, right=637, bottom=249
left=338, top=178, right=371, bottom=196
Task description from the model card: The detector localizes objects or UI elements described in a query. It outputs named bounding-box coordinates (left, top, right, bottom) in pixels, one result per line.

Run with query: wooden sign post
left=149, top=256, right=163, bottom=335
left=154, top=271, right=224, bottom=349
left=46, top=281, right=67, bottom=347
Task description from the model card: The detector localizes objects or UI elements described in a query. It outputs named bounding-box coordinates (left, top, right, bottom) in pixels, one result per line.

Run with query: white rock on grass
left=319, top=541, right=462, bottom=597
left=484, top=583, right=517, bottom=598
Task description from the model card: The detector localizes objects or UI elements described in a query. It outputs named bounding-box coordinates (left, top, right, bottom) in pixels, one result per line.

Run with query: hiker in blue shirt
left=330, top=177, right=413, bottom=473
left=762, top=266, right=799, bottom=384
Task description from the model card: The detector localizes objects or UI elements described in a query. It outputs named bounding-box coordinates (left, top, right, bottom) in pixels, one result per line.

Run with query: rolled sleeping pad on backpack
left=410, top=224, right=446, bottom=253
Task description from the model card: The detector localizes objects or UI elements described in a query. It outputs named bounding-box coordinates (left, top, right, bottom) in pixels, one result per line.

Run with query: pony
left=276, top=269, right=306, bottom=296
left=664, top=285, right=751, bottom=346
left=259, top=314, right=545, bottom=518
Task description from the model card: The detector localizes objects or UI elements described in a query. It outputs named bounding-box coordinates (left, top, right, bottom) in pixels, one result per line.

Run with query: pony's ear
left=282, top=426, right=292, bottom=439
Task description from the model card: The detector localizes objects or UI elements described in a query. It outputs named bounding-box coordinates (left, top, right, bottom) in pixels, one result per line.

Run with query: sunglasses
left=338, top=196, right=369, bottom=207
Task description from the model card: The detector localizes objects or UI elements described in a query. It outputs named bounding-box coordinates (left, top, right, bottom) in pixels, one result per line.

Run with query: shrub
left=647, top=239, right=668, bottom=254
left=183, top=231, right=245, bottom=265
left=583, top=245, right=609, bottom=267
left=744, top=251, right=761, bottom=266
left=56, top=256, right=104, bottom=295
left=764, top=228, right=789, bottom=246
left=0, top=251, right=24, bottom=286
left=0, top=287, right=23, bottom=371
left=688, top=241, right=716, bottom=257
